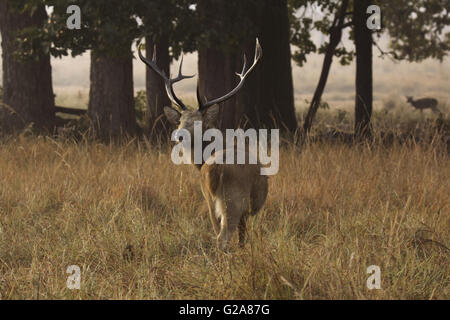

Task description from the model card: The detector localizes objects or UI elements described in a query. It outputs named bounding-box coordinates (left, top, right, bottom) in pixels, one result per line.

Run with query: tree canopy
left=289, top=0, right=450, bottom=66
left=2, top=0, right=449, bottom=137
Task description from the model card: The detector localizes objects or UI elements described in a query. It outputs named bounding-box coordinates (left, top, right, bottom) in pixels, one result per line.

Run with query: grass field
left=0, top=114, right=449, bottom=299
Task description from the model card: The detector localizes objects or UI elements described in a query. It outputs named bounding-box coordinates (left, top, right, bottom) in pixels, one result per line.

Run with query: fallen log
left=54, top=105, right=87, bottom=116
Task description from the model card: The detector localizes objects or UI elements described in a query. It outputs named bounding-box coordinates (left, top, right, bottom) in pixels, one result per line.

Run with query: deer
left=138, top=39, right=268, bottom=250
left=405, top=96, right=440, bottom=114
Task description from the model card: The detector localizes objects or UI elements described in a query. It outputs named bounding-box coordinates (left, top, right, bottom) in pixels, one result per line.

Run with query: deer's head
left=138, top=39, right=262, bottom=142
left=405, top=96, right=414, bottom=103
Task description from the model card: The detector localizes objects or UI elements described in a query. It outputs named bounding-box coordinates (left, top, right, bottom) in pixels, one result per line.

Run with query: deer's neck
left=190, top=140, right=207, bottom=171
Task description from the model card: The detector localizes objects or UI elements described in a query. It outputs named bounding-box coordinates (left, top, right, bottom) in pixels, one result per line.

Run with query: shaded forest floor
left=0, top=116, right=449, bottom=299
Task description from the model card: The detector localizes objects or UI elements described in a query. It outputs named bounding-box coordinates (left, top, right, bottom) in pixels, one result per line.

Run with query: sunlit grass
left=0, top=130, right=448, bottom=299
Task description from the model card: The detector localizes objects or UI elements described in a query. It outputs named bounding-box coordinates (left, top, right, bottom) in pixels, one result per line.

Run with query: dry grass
left=0, top=130, right=448, bottom=300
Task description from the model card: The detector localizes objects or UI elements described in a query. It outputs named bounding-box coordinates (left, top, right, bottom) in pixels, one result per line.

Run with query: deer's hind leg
left=216, top=200, right=242, bottom=251
left=200, top=181, right=220, bottom=235
left=237, top=177, right=268, bottom=247
left=216, top=187, right=250, bottom=250
left=238, top=214, right=248, bottom=247
left=250, top=176, right=268, bottom=216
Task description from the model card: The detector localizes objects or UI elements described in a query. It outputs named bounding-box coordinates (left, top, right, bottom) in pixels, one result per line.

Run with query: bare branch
left=373, top=40, right=399, bottom=63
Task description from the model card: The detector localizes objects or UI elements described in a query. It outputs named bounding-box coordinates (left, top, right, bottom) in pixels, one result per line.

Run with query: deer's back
left=412, top=98, right=438, bottom=108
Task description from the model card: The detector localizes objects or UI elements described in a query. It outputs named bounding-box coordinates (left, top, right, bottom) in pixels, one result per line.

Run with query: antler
left=138, top=44, right=195, bottom=111
left=197, top=38, right=262, bottom=110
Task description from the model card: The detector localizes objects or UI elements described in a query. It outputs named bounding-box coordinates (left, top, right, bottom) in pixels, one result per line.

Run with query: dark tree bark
left=145, top=35, right=171, bottom=140
left=302, top=0, right=349, bottom=138
left=198, top=0, right=296, bottom=133
left=0, top=2, right=55, bottom=133
left=240, top=0, right=296, bottom=132
left=88, top=49, right=136, bottom=140
left=353, top=0, right=373, bottom=139
left=197, top=0, right=239, bottom=131
left=198, top=47, right=238, bottom=130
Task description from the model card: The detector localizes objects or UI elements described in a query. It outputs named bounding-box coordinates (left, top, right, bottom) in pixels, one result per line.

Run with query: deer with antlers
left=139, top=39, right=268, bottom=250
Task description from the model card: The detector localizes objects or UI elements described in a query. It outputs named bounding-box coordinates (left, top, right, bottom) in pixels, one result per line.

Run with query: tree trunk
left=198, top=47, right=238, bottom=130
left=0, top=2, right=55, bottom=133
left=145, top=35, right=171, bottom=141
left=197, top=0, right=296, bottom=133
left=239, top=0, right=296, bottom=132
left=353, top=0, right=373, bottom=139
left=88, top=49, right=136, bottom=140
left=197, top=0, right=238, bottom=131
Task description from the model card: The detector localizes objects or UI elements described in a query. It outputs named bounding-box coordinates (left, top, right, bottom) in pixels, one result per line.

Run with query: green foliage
left=50, top=0, right=139, bottom=57
left=288, top=0, right=315, bottom=66
left=134, top=90, right=147, bottom=128
left=289, top=0, right=450, bottom=66
left=289, top=0, right=354, bottom=67
left=196, top=0, right=261, bottom=52
left=4, top=1, right=53, bottom=62
left=4, top=0, right=41, bottom=15
left=304, top=99, right=330, bottom=110
left=14, top=0, right=199, bottom=61
left=319, top=101, right=330, bottom=110
left=15, top=0, right=142, bottom=59
left=138, top=0, right=198, bottom=59
left=382, top=0, right=450, bottom=62
left=290, top=14, right=317, bottom=66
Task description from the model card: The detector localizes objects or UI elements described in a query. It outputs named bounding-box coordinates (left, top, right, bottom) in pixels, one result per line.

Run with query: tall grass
left=0, top=131, right=448, bottom=299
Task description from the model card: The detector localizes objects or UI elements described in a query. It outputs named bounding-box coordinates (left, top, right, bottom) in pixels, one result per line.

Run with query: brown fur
left=406, top=96, right=440, bottom=113
left=164, top=106, right=268, bottom=250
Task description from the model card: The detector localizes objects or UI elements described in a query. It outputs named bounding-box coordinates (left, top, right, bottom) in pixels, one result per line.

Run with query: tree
left=0, top=0, right=55, bottom=133
left=197, top=0, right=297, bottom=133
left=139, top=0, right=198, bottom=141
left=244, top=0, right=297, bottom=133
left=88, top=48, right=136, bottom=139
left=18, top=1, right=200, bottom=140
left=197, top=0, right=251, bottom=130
left=290, top=0, right=355, bottom=137
left=143, top=36, right=171, bottom=140
left=382, top=0, right=450, bottom=62
left=20, top=0, right=139, bottom=139
left=354, top=0, right=449, bottom=138
left=290, top=0, right=450, bottom=139
left=74, top=1, right=138, bottom=139
left=353, top=0, right=373, bottom=138
left=301, top=0, right=349, bottom=137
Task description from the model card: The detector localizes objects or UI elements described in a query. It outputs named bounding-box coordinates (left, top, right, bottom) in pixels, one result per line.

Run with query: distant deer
left=139, top=39, right=268, bottom=250
left=405, top=96, right=440, bottom=114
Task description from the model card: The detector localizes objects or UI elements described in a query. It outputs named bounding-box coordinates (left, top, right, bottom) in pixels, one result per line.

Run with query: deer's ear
left=202, top=104, right=219, bottom=127
left=164, top=107, right=181, bottom=125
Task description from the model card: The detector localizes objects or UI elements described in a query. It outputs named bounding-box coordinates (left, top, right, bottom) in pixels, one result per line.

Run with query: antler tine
left=173, top=55, right=196, bottom=82
left=236, top=54, right=247, bottom=79
left=255, top=37, right=262, bottom=62
left=199, top=38, right=262, bottom=110
left=138, top=43, right=190, bottom=111
left=196, top=80, right=205, bottom=110
left=138, top=44, right=165, bottom=80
